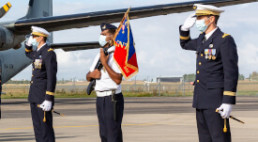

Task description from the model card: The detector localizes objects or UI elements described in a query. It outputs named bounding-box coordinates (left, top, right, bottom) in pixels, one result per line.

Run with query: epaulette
left=222, top=33, right=230, bottom=39
left=48, top=48, right=54, bottom=52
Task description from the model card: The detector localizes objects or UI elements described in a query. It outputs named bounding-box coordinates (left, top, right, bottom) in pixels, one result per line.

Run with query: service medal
left=204, top=49, right=209, bottom=59
left=208, top=49, right=212, bottom=60
left=209, top=44, right=213, bottom=48
left=212, top=49, right=216, bottom=60
left=34, top=59, right=42, bottom=69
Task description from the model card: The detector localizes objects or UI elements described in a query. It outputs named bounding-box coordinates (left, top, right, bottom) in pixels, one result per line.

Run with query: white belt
left=96, top=90, right=121, bottom=97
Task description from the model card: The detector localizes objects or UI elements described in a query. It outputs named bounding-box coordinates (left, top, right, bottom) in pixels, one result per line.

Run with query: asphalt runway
left=0, top=96, right=258, bottom=142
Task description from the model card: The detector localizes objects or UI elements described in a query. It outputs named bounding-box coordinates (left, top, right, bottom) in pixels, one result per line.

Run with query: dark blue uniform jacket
left=179, top=26, right=238, bottom=109
left=25, top=44, right=57, bottom=104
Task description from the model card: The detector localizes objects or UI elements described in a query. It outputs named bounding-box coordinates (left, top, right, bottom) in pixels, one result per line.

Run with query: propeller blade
left=0, top=2, right=12, bottom=18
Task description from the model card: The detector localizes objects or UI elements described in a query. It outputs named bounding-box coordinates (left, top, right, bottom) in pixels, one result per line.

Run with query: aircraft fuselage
left=0, top=36, right=32, bottom=84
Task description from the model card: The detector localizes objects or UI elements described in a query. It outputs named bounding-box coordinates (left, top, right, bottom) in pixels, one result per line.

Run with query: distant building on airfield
left=156, top=76, right=183, bottom=83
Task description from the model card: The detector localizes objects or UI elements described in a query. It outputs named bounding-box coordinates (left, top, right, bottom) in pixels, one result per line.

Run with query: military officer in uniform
left=86, top=23, right=124, bottom=142
left=25, top=26, right=57, bottom=142
left=179, top=4, right=238, bottom=142
left=0, top=71, right=2, bottom=119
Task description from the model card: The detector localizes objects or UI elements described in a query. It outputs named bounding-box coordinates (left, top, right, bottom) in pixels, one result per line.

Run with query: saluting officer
left=179, top=4, right=238, bottom=142
left=25, top=26, right=57, bottom=142
left=86, top=23, right=124, bottom=142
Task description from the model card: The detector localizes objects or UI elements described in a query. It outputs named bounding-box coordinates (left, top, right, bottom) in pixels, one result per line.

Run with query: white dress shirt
left=205, top=27, right=218, bottom=40
left=37, top=43, right=46, bottom=51
left=89, top=46, right=122, bottom=96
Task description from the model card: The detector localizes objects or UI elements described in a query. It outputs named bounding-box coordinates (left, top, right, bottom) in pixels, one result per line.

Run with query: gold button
left=199, top=62, right=202, bottom=66
left=197, top=71, right=200, bottom=74
left=197, top=80, right=200, bottom=83
left=201, top=54, right=203, bottom=57
left=33, top=68, right=35, bottom=71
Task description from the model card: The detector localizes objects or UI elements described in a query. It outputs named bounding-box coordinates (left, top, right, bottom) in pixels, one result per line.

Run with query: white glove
left=181, top=13, right=196, bottom=31
left=26, top=35, right=34, bottom=46
left=40, top=100, right=52, bottom=111
left=217, top=103, right=233, bottom=119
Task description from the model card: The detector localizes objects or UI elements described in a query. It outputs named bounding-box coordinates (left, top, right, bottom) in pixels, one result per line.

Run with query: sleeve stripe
left=46, top=91, right=55, bottom=96
left=25, top=48, right=33, bottom=52
left=224, top=91, right=236, bottom=96
left=180, top=35, right=190, bottom=40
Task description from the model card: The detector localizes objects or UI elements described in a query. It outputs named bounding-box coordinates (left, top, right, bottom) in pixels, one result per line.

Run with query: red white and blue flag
left=114, top=8, right=138, bottom=80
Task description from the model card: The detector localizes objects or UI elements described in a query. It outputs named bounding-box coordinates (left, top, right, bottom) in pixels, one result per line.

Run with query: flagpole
left=113, top=7, right=138, bottom=80
left=114, top=7, right=131, bottom=39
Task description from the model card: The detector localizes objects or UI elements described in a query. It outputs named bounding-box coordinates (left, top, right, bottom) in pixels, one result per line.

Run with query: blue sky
left=1, top=0, right=258, bottom=81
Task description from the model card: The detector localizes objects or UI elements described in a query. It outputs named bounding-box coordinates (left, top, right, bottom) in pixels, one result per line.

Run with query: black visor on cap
left=100, top=23, right=117, bottom=31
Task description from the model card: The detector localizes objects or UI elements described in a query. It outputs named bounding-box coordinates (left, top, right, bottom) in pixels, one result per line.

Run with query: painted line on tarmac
left=0, top=123, right=156, bottom=131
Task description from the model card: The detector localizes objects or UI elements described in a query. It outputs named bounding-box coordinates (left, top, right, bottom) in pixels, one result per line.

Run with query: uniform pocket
left=35, top=80, right=47, bottom=91
left=206, top=82, right=224, bottom=107
left=206, top=82, right=224, bottom=89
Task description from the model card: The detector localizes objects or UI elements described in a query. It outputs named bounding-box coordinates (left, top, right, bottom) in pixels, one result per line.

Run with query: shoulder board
left=48, top=48, right=54, bottom=52
left=222, top=33, right=230, bottom=39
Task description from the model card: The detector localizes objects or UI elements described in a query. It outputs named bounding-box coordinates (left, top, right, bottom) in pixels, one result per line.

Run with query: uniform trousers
left=96, top=93, right=124, bottom=142
left=196, top=109, right=231, bottom=142
left=30, top=103, right=55, bottom=142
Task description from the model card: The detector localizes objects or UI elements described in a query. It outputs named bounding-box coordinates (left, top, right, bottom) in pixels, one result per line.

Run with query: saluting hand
left=181, top=13, right=196, bottom=31
left=100, top=48, right=109, bottom=66
left=26, top=35, right=34, bottom=46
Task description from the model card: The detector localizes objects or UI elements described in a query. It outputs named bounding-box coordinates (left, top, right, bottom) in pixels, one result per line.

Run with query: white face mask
left=31, top=38, right=39, bottom=47
left=99, top=35, right=108, bottom=47
left=195, top=17, right=211, bottom=32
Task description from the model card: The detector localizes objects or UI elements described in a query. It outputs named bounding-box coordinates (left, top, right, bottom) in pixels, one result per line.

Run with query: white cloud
left=55, top=49, right=94, bottom=79
left=238, top=32, right=258, bottom=77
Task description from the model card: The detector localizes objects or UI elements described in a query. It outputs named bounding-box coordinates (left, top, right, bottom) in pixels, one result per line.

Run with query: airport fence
left=2, top=80, right=258, bottom=97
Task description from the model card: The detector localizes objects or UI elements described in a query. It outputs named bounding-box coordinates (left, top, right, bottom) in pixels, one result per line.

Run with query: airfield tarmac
left=0, top=96, right=258, bottom=142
